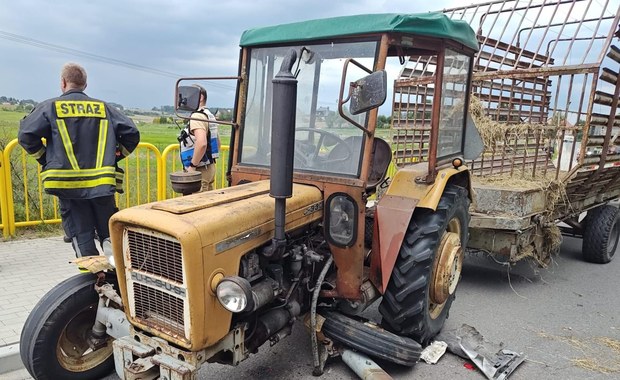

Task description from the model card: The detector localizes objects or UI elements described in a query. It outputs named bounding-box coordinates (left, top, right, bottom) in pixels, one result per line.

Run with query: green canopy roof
left=239, top=13, right=478, bottom=51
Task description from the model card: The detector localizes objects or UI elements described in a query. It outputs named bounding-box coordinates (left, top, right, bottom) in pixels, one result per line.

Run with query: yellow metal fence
left=0, top=139, right=229, bottom=237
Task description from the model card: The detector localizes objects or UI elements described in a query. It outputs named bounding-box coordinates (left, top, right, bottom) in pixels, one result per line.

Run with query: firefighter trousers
left=60, top=195, right=116, bottom=257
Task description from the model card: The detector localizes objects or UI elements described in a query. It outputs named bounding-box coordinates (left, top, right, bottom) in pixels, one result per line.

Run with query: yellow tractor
left=20, top=12, right=481, bottom=379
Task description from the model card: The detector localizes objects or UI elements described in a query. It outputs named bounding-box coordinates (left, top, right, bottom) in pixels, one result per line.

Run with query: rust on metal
left=324, top=183, right=366, bottom=299
left=430, top=231, right=462, bottom=305
left=369, top=195, right=418, bottom=294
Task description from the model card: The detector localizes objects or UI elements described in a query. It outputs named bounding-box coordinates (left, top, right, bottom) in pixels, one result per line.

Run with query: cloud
left=0, top=0, right=469, bottom=108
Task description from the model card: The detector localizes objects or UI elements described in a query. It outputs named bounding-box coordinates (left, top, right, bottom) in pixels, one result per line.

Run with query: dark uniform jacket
left=18, top=90, right=140, bottom=199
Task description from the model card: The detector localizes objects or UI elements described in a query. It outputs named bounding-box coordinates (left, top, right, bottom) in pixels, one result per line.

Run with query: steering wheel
left=294, top=128, right=353, bottom=169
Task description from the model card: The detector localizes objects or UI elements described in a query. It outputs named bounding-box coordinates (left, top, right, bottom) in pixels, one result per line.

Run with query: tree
left=377, top=115, right=391, bottom=129
left=325, top=111, right=345, bottom=128
left=217, top=109, right=233, bottom=121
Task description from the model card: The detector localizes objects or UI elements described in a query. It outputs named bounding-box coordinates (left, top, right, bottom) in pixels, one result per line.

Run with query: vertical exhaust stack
left=263, top=49, right=298, bottom=260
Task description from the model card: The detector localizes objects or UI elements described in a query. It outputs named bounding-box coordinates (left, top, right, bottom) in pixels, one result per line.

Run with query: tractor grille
left=127, top=229, right=184, bottom=284
left=133, top=283, right=185, bottom=338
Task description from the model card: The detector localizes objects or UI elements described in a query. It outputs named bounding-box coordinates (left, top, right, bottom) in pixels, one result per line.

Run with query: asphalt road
left=98, top=235, right=620, bottom=380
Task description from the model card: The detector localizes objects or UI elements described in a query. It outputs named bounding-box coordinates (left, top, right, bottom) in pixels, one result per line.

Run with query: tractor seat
left=366, top=138, right=392, bottom=193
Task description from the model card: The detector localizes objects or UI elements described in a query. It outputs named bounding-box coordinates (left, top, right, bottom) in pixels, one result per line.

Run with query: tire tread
left=583, top=205, right=620, bottom=263
left=321, top=311, right=421, bottom=366
left=379, top=185, right=470, bottom=344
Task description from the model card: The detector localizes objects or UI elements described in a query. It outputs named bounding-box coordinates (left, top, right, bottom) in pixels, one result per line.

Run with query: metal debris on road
left=436, top=324, right=525, bottom=380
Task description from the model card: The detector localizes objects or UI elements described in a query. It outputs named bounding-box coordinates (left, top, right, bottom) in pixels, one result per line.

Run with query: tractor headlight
left=326, top=193, right=358, bottom=247
left=216, top=276, right=253, bottom=313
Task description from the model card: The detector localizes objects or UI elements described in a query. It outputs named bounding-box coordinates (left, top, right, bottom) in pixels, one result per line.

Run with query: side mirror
left=349, top=71, right=387, bottom=115
left=176, top=86, right=201, bottom=112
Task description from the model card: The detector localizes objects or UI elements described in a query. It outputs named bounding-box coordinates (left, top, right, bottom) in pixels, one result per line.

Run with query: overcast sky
left=0, top=0, right=470, bottom=109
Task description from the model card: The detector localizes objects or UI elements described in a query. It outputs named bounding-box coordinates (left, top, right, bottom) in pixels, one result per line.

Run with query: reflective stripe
left=119, top=144, right=131, bottom=157
left=42, top=166, right=115, bottom=179
left=30, top=146, right=46, bottom=160
left=44, top=177, right=116, bottom=189
left=72, top=238, right=83, bottom=258
left=56, top=119, right=80, bottom=170
left=55, top=100, right=106, bottom=118
left=96, top=120, right=109, bottom=168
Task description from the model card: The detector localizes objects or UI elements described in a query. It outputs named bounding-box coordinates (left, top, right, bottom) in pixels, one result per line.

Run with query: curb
left=0, top=343, right=23, bottom=374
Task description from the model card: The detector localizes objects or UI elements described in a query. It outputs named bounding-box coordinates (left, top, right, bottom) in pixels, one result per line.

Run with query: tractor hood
left=108, top=180, right=324, bottom=350
left=112, top=180, right=323, bottom=250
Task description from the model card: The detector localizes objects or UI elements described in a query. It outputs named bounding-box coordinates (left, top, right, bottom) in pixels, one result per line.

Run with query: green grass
left=0, top=108, right=26, bottom=149
left=0, top=108, right=233, bottom=234
left=0, top=108, right=232, bottom=151
left=1, top=107, right=389, bottom=237
left=133, top=121, right=232, bottom=151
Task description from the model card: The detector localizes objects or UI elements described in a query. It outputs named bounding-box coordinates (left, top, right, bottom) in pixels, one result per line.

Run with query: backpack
left=178, top=110, right=216, bottom=167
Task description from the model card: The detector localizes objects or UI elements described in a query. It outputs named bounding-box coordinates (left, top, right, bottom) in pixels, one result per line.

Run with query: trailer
left=392, top=0, right=620, bottom=265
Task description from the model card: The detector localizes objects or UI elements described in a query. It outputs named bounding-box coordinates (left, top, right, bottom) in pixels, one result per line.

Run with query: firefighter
left=18, top=62, right=140, bottom=257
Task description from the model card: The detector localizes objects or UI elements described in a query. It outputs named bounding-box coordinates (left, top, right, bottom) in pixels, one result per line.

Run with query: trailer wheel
left=321, top=311, right=421, bottom=366
left=582, top=205, right=620, bottom=263
left=379, top=185, right=470, bottom=345
left=20, top=273, right=116, bottom=380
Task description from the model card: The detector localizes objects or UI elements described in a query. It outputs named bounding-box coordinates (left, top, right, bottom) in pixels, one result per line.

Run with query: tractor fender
left=370, top=163, right=470, bottom=293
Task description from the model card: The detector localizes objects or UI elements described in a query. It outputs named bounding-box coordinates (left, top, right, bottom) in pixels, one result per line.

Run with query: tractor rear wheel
left=582, top=205, right=620, bottom=263
left=379, top=184, right=470, bottom=345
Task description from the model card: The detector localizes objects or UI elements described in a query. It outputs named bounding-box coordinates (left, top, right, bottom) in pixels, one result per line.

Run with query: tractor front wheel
left=379, top=184, right=470, bottom=345
left=321, top=311, right=421, bottom=366
left=20, top=273, right=116, bottom=380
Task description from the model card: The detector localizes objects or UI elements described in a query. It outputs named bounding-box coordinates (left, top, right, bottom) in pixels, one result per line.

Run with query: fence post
left=1, top=140, right=229, bottom=236
left=2, top=139, right=18, bottom=236
left=0, top=148, right=9, bottom=238
left=160, top=144, right=178, bottom=200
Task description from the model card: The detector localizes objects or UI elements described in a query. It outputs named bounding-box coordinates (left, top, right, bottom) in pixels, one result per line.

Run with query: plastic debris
left=420, top=340, right=448, bottom=364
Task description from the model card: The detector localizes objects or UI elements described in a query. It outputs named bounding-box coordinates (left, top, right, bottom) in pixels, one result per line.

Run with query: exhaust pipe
left=263, top=49, right=298, bottom=260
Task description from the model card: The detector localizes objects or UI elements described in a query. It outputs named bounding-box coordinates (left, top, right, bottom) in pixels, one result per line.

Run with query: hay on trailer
left=469, top=95, right=568, bottom=199
left=471, top=169, right=557, bottom=188
left=543, top=224, right=562, bottom=256
left=471, top=168, right=569, bottom=214
left=469, top=96, right=548, bottom=150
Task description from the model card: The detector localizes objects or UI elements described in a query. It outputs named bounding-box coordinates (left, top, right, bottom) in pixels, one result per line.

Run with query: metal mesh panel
left=435, top=0, right=620, bottom=204
left=392, top=55, right=437, bottom=165
left=133, top=283, right=185, bottom=338
left=127, top=229, right=183, bottom=284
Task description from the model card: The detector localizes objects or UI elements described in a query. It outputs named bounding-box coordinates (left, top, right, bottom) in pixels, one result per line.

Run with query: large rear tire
left=20, top=273, right=116, bottom=380
left=582, top=205, right=620, bottom=263
left=321, top=311, right=421, bottom=366
left=379, top=184, right=470, bottom=345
